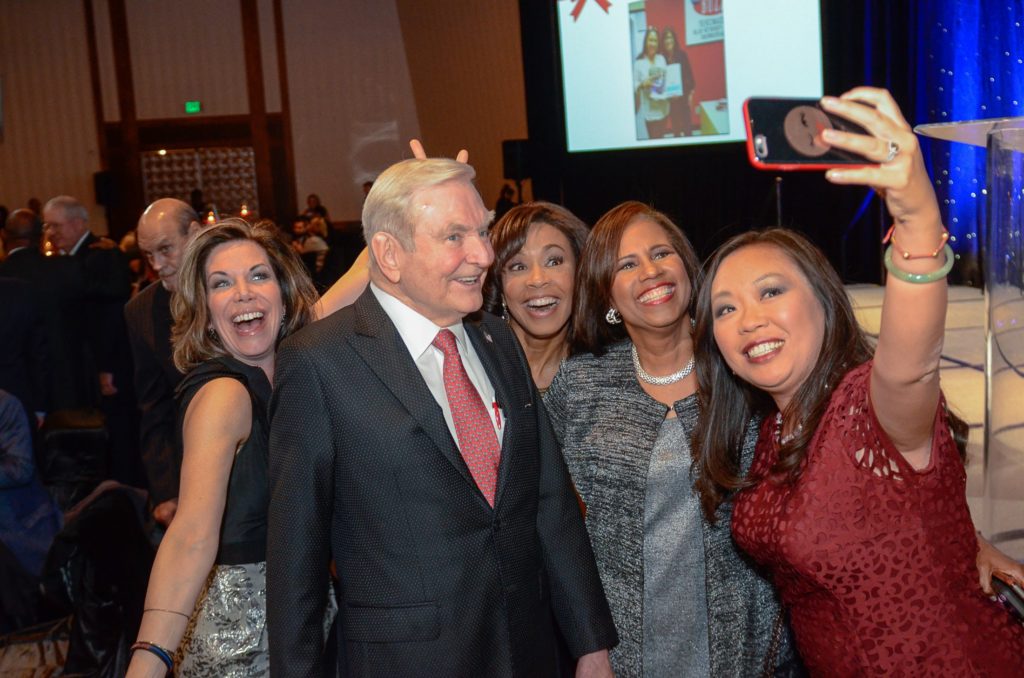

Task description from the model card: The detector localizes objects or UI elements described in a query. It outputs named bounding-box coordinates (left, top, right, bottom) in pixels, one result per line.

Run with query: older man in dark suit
left=42, top=196, right=140, bottom=486
left=267, top=158, right=617, bottom=677
left=0, top=209, right=83, bottom=414
left=124, top=198, right=201, bottom=525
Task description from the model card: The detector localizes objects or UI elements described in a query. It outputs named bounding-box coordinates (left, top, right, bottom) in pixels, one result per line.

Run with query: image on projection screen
left=558, top=0, right=823, bottom=153
left=630, top=0, right=727, bottom=141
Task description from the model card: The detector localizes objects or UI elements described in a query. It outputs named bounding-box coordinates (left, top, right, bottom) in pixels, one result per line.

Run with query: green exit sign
left=184, top=100, right=202, bottom=114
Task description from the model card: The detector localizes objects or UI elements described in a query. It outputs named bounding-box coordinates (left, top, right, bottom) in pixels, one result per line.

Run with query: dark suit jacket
left=0, top=249, right=86, bottom=410
left=124, top=283, right=181, bottom=503
left=0, top=278, right=51, bottom=418
left=73, top=233, right=133, bottom=379
left=267, top=289, right=616, bottom=677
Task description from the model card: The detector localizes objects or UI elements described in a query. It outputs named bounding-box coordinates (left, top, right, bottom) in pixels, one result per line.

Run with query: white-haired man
left=268, top=158, right=617, bottom=677
left=42, top=195, right=141, bottom=485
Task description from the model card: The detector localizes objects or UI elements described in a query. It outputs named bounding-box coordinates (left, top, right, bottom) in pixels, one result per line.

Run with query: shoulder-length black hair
left=692, top=227, right=967, bottom=521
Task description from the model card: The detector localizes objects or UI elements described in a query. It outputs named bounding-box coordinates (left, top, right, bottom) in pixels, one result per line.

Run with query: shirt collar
left=69, top=229, right=91, bottom=255
left=369, top=282, right=468, bottom=359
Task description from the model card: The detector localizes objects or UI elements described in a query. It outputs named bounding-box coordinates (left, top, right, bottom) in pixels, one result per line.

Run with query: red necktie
left=432, top=329, right=500, bottom=506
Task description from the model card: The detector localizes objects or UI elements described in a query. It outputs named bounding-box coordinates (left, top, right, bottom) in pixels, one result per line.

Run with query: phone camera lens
left=754, top=135, right=768, bottom=159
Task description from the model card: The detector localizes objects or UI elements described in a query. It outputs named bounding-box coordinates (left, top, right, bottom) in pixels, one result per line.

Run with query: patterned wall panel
left=142, top=147, right=259, bottom=217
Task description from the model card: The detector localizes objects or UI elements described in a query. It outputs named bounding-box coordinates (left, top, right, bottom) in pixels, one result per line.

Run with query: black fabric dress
left=174, top=356, right=272, bottom=676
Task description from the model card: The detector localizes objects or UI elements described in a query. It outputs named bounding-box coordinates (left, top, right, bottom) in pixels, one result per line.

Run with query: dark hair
left=636, top=26, right=660, bottom=61
left=661, top=27, right=683, bottom=62
left=692, top=228, right=967, bottom=521
left=571, top=201, right=701, bottom=356
left=484, top=201, right=589, bottom=318
left=172, top=218, right=318, bottom=373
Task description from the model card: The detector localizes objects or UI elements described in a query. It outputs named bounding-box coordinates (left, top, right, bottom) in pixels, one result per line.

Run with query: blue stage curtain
left=912, top=1, right=1024, bottom=281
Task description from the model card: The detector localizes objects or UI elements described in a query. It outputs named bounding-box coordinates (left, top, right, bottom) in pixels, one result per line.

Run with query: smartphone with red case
left=992, top=571, right=1024, bottom=622
left=744, top=97, right=875, bottom=171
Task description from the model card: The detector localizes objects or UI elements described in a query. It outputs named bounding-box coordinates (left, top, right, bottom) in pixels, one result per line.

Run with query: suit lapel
left=347, top=290, right=480, bottom=494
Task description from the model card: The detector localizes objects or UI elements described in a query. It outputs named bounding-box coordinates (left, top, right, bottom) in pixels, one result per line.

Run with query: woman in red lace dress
left=692, top=87, right=1024, bottom=676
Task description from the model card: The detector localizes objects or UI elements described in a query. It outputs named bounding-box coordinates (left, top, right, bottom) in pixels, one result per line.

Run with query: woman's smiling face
left=205, top=239, right=284, bottom=373
left=710, top=243, right=826, bottom=411
left=610, top=217, right=692, bottom=336
left=501, top=222, right=577, bottom=341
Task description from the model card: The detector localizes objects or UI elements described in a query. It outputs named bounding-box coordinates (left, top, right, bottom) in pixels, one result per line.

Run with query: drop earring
left=605, top=307, right=622, bottom=325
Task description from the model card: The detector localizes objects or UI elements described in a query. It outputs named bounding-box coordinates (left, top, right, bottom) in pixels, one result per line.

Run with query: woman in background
left=661, top=27, right=696, bottom=137
left=634, top=27, right=670, bottom=140
left=545, top=201, right=797, bottom=676
left=484, top=202, right=589, bottom=395
left=695, top=87, right=1024, bottom=676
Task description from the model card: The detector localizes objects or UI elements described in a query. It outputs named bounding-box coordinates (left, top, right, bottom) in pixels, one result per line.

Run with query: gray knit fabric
left=545, top=340, right=797, bottom=678
left=642, top=417, right=709, bottom=678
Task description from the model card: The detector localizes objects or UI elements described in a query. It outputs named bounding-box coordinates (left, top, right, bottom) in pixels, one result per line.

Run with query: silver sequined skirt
left=177, top=561, right=269, bottom=678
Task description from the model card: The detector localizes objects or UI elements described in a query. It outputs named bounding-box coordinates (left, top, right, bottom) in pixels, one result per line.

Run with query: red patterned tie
left=432, top=329, right=500, bottom=505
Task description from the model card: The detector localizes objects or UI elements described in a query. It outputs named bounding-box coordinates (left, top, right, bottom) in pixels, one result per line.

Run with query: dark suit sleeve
left=497, top=328, right=617, bottom=658
left=534, top=393, right=618, bottom=658
left=124, top=301, right=179, bottom=503
left=267, top=340, right=336, bottom=678
left=80, top=248, right=132, bottom=373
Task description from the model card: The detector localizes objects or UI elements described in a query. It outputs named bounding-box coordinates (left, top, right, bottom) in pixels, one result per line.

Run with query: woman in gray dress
left=545, top=201, right=799, bottom=677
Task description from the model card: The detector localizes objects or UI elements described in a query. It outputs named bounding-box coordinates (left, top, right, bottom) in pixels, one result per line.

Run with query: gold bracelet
left=882, top=224, right=951, bottom=260
left=144, top=607, right=190, bottom=619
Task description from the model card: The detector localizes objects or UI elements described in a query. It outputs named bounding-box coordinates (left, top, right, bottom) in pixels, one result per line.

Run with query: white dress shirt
left=68, top=229, right=92, bottom=255
left=371, top=283, right=504, bottom=447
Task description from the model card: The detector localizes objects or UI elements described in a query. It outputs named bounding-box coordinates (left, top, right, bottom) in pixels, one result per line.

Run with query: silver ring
left=884, top=139, right=900, bottom=163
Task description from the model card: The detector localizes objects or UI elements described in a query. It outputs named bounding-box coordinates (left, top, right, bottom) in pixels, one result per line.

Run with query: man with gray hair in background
left=42, top=195, right=142, bottom=486
left=124, top=198, right=202, bottom=525
left=268, top=157, right=617, bottom=677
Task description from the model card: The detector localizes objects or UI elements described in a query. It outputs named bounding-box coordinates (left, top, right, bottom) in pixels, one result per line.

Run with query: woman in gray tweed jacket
left=544, top=202, right=801, bottom=677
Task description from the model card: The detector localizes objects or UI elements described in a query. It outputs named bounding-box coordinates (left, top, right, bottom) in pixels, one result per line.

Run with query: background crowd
left=2, top=90, right=1024, bottom=678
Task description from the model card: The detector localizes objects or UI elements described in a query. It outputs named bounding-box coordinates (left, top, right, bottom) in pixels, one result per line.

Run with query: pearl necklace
left=631, top=343, right=695, bottom=386
left=775, top=411, right=803, bottom=445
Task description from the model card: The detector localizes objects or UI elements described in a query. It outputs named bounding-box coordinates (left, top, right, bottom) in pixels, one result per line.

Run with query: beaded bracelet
left=884, top=244, right=954, bottom=284
left=130, top=641, right=174, bottom=674
left=882, top=224, right=951, bottom=260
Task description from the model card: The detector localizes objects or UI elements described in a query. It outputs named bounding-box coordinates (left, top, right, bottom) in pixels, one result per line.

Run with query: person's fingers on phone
left=978, top=556, right=994, bottom=595
left=839, top=87, right=911, bottom=129
left=409, top=139, right=427, bottom=159
left=455, top=149, right=469, bottom=164
left=1002, top=561, right=1024, bottom=589
left=819, top=95, right=906, bottom=150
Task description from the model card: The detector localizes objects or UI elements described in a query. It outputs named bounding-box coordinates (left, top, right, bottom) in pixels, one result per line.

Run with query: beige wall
left=282, top=0, right=420, bottom=221
left=126, top=0, right=249, bottom=120
left=0, top=1, right=529, bottom=231
left=395, top=0, right=530, bottom=210
left=0, top=0, right=107, bottom=232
